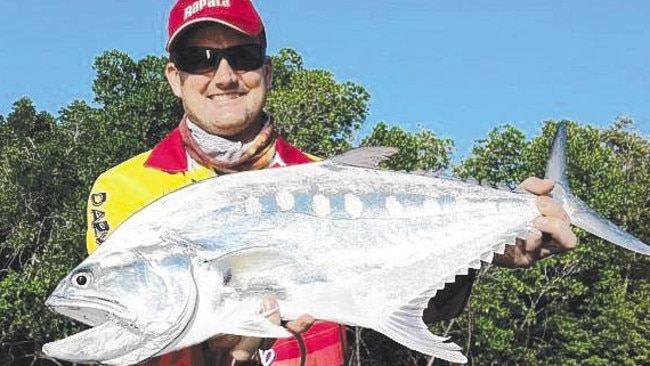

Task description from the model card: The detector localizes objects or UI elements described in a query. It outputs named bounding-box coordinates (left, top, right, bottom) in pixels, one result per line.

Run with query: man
left=86, top=0, right=577, bottom=365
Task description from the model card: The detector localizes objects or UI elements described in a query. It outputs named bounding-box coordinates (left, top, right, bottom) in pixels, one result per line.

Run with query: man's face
left=166, top=23, right=272, bottom=142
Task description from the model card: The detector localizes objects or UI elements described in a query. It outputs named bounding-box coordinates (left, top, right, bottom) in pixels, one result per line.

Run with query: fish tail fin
left=545, top=121, right=650, bottom=255
left=372, top=306, right=467, bottom=364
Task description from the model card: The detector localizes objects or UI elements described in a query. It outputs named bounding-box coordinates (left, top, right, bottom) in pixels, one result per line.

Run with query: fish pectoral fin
left=328, top=146, right=399, bottom=168
left=208, top=247, right=297, bottom=279
left=372, top=306, right=468, bottom=364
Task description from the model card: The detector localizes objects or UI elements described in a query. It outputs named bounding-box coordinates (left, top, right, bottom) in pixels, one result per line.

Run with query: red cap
left=167, top=0, right=264, bottom=51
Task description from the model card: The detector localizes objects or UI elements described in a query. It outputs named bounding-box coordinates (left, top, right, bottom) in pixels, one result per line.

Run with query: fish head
left=43, top=248, right=197, bottom=365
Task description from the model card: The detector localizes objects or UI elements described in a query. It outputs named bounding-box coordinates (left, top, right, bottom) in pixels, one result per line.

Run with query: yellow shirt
left=86, top=150, right=215, bottom=253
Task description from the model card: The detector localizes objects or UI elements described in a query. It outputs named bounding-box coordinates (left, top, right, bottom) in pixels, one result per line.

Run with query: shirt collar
left=144, top=127, right=313, bottom=172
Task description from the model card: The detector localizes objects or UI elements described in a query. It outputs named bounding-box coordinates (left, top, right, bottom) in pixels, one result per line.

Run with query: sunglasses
left=171, top=44, right=265, bottom=74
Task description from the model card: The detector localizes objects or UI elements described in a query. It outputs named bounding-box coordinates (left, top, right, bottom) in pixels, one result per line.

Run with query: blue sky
left=1, top=0, right=648, bottom=159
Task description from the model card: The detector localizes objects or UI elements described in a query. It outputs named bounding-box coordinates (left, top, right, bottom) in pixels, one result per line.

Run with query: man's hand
left=493, top=177, right=578, bottom=268
left=208, top=297, right=314, bottom=364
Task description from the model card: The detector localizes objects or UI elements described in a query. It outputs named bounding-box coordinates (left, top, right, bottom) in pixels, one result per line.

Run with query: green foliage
left=454, top=124, right=530, bottom=186
left=266, top=49, right=370, bottom=157
left=361, top=121, right=454, bottom=172
left=91, top=51, right=183, bottom=164
left=0, top=99, right=85, bottom=365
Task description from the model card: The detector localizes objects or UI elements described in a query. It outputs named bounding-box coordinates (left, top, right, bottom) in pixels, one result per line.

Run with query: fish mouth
left=42, top=320, right=148, bottom=365
left=45, top=295, right=135, bottom=327
left=43, top=296, right=154, bottom=365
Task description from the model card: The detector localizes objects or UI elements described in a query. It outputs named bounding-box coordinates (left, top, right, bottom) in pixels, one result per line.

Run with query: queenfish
left=43, top=122, right=650, bottom=365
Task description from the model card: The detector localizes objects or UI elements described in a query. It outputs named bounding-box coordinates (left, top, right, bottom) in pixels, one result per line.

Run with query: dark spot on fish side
left=222, top=269, right=232, bottom=286
left=438, top=194, right=456, bottom=207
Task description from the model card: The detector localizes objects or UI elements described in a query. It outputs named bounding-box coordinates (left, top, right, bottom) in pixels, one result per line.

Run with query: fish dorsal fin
left=328, top=147, right=399, bottom=168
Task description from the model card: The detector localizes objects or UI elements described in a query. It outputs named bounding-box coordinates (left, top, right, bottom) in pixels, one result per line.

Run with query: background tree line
left=0, top=48, right=648, bottom=365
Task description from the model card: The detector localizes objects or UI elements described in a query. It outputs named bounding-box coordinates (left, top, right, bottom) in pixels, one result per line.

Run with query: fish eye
left=71, top=271, right=93, bottom=288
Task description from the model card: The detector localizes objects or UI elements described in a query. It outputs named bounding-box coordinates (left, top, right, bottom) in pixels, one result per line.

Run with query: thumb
left=231, top=297, right=280, bottom=360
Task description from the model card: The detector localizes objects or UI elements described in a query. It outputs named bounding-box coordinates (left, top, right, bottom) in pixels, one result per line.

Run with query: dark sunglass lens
left=226, top=44, right=263, bottom=71
left=175, top=48, right=218, bottom=73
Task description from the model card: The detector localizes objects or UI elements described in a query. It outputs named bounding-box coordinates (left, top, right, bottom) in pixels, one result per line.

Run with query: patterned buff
left=179, top=115, right=277, bottom=174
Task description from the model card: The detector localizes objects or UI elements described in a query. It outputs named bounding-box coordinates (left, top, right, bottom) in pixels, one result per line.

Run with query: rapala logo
left=184, top=0, right=231, bottom=20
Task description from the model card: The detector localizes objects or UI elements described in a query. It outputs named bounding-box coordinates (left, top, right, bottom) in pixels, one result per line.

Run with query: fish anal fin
left=372, top=307, right=467, bottom=364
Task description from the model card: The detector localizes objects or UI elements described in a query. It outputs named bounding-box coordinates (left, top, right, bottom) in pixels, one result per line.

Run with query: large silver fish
left=43, top=122, right=649, bottom=365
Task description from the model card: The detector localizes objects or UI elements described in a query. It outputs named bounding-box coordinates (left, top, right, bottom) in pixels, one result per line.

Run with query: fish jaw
left=42, top=294, right=190, bottom=365
left=42, top=320, right=148, bottom=364
left=45, top=294, right=134, bottom=327
left=43, top=295, right=151, bottom=364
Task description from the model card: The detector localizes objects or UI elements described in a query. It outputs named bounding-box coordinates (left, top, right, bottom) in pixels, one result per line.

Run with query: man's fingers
left=285, top=314, right=315, bottom=334
left=208, top=298, right=315, bottom=362
left=257, top=296, right=281, bottom=351
left=261, top=297, right=281, bottom=325
left=494, top=176, right=579, bottom=268
left=519, top=177, right=555, bottom=195
left=232, top=312, right=314, bottom=360
left=231, top=337, right=263, bottom=361
left=536, top=196, right=570, bottom=224
left=539, top=240, right=570, bottom=258
left=208, top=296, right=282, bottom=360
left=534, top=216, right=578, bottom=253
left=228, top=296, right=284, bottom=360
